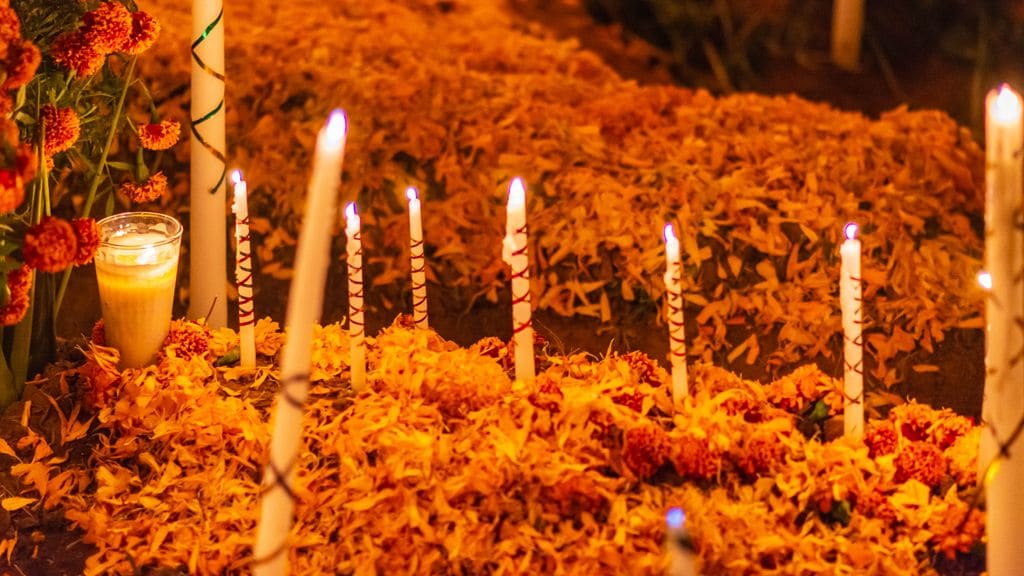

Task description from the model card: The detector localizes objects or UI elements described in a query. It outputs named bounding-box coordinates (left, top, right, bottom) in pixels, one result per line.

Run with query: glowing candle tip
left=993, top=84, right=1022, bottom=123
left=844, top=222, right=858, bottom=241
left=406, top=187, right=418, bottom=202
left=978, top=270, right=993, bottom=291
left=666, top=507, right=685, bottom=529
left=664, top=223, right=677, bottom=243
left=231, top=169, right=243, bottom=185
left=326, top=109, right=347, bottom=142
left=345, top=202, right=357, bottom=220
left=508, top=178, right=526, bottom=205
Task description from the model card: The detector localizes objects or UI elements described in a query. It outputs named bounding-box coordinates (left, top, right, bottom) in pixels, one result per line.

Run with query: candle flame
left=666, top=507, right=685, bottom=529
left=345, top=202, right=358, bottom=220
left=978, top=270, right=992, bottom=291
left=406, top=187, right=419, bottom=202
left=663, top=223, right=677, bottom=243
left=230, top=169, right=244, bottom=186
left=508, top=177, right=526, bottom=206
left=844, top=222, right=859, bottom=241
left=326, top=109, right=347, bottom=143
left=993, top=84, right=1023, bottom=124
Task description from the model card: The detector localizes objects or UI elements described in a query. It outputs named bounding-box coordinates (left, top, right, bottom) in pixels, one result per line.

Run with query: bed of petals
left=0, top=319, right=983, bottom=574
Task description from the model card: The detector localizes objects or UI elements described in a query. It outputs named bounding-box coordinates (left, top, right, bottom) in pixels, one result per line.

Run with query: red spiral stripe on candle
left=410, top=237, right=428, bottom=324
left=347, top=234, right=365, bottom=339
left=237, top=219, right=256, bottom=328
left=509, top=224, right=532, bottom=336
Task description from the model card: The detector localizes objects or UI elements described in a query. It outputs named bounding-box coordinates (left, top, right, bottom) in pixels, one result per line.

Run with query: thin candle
left=980, top=83, right=1024, bottom=576
left=502, top=177, right=535, bottom=383
left=231, top=170, right=256, bottom=369
left=407, top=187, right=428, bottom=329
left=839, top=222, right=864, bottom=438
left=830, top=0, right=864, bottom=70
left=189, top=0, right=228, bottom=327
left=346, top=202, right=367, bottom=391
left=663, top=223, right=688, bottom=401
left=254, top=110, right=346, bottom=576
left=665, top=507, right=697, bottom=576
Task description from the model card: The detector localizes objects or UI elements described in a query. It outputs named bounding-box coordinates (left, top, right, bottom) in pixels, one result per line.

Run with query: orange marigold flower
left=121, top=171, right=168, bottom=203
left=894, top=441, right=947, bottom=488
left=91, top=318, right=106, bottom=346
left=71, top=217, right=100, bottom=266
left=865, top=420, right=898, bottom=458
left=0, top=96, right=11, bottom=116
left=15, top=144, right=37, bottom=183
left=527, top=374, right=562, bottom=412
left=138, top=120, right=181, bottom=150
left=611, top=390, right=644, bottom=412
left=0, top=6, right=20, bottom=42
left=40, top=105, right=81, bottom=157
left=890, top=402, right=935, bottom=443
left=671, top=433, right=722, bottom=481
left=50, top=31, right=106, bottom=77
left=163, top=319, right=212, bottom=359
left=622, top=425, right=670, bottom=479
left=116, top=11, right=160, bottom=55
left=82, top=2, right=132, bottom=54
left=546, top=473, right=606, bottom=516
left=931, top=414, right=973, bottom=450
left=0, top=168, right=24, bottom=213
left=23, top=216, right=78, bottom=273
left=736, top=430, right=784, bottom=478
left=621, top=350, right=661, bottom=386
left=0, top=265, right=31, bottom=326
left=854, top=487, right=897, bottom=522
left=3, top=40, right=40, bottom=90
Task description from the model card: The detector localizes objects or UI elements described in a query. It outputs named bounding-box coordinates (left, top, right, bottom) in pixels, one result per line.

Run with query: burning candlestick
left=254, top=110, right=346, bottom=576
left=95, top=213, right=183, bottom=369
left=346, top=202, right=367, bottom=391
left=980, top=83, right=1024, bottom=576
left=231, top=170, right=256, bottom=369
left=665, top=507, right=698, bottom=576
left=663, top=224, right=688, bottom=401
left=502, top=177, right=535, bottom=383
left=407, top=187, right=428, bottom=329
left=189, top=0, right=228, bottom=327
left=839, top=222, right=864, bottom=438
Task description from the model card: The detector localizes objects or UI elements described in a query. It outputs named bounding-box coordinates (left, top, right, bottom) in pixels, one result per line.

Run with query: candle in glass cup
left=94, top=212, right=183, bottom=368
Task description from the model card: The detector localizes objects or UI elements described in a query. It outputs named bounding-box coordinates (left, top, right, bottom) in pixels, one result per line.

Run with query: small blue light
left=666, top=507, right=685, bottom=529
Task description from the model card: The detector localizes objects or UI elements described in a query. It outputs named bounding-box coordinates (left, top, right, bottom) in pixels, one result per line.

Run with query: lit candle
left=231, top=170, right=256, bottom=369
left=254, top=110, right=346, bottom=576
left=189, top=0, right=228, bottom=327
left=839, top=222, right=863, bottom=438
left=663, top=224, right=688, bottom=401
left=501, top=177, right=535, bottom=383
left=830, top=0, right=864, bottom=71
left=980, top=83, right=1024, bottom=576
left=94, top=212, right=183, bottom=368
left=665, top=507, right=698, bottom=576
left=345, top=202, right=367, bottom=391
left=406, top=187, right=428, bottom=329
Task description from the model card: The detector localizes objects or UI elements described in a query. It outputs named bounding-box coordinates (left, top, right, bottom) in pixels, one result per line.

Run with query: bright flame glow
left=139, top=245, right=157, bottom=265
left=230, top=169, right=243, bottom=186
left=978, top=271, right=992, bottom=291
left=325, top=109, right=347, bottom=143
left=666, top=507, right=685, bottom=529
left=345, top=202, right=358, bottom=220
left=664, top=223, right=677, bottom=243
left=508, top=177, right=526, bottom=207
left=844, top=222, right=859, bottom=241
left=406, top=187, right=419, bottom=202
left=993, top=84, right=1023, bottom=124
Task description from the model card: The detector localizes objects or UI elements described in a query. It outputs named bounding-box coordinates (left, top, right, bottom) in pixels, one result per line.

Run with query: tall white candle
left=665, top=507, right=698, bottom=576
left=839, top=222, right=864, bottom=438
left=345, top=202, right=367, bottom=391
left=980, top=84, right=1024, bottom=576
left=231, top=170, right=256, bottom=369
left=501, top=177, right=535, bottom=383
left=254, top=110, right=346, bottom=576
left=830, top=0, right=864, bottom=71
left=406, top=187, right=428, bottom=329
left=663, top=224, right=688, bottom=401
left=189, top=0, right=228, bottom=327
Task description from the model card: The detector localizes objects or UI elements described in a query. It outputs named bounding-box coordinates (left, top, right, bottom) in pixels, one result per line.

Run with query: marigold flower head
left=121, top=171, right=168, bottom=203
left=3, top=40, right=40, bottom=90
left=138, top=119, right=180, bottom=150
left=51, top=31, right=106, bottom=77
left=854, top=486, right=897, bottom=522
left=0, top=264, right=31, bottom=326
left=621, top=351, right=661, bottom=386
left=890, top=402, right=935, bottom=443
left=23, top=216, right=77, bottom=273
left=865, top=420, right=898, bottom=458
left=671, top=433, right=722, bottom=481
left=116, top=10, right=160, bottom=55
left=527, top=374, right=562, bottom=412
left=894, top=441, right=947, bottom=487
left=82, top=2, right=132, bottom=54
left=622, top=425, right=669, bottom=479
left=931, top=413, right=973, bottom=450
left=611, top=390, right=644, bottom=412
left=71, top=217, right=100, bottom=266
left=163, top=319, right=212, bottom=360
left=15, top=144, right=37, bottom=183
left=41, top=105, right=81, bottom=157
left=546, top=473, right=605, bottom=517
left=0, top=6, right=20, bottom=42
left=736, top=430, right=784, bottom=478
left=0, top=167, right=24, bottom=213
left=91, top=318, right=106, bottom=346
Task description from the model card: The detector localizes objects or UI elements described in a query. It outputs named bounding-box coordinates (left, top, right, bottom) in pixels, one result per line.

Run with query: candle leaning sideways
left=502, top=177, right=535, bottom=383
left=253, top=110, right=347, bottom=576
left=231, top=170, right=256, bottom=369
left=839, top=222, right=864, bottom=438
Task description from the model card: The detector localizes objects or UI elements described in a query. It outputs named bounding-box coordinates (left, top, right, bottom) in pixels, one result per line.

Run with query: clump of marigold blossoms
left=21, top=215, right=99, bottom=273
left=52, top=1, right=161, bottom=78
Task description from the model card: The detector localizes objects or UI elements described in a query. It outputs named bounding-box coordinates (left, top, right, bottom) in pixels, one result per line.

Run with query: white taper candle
left=231, top=170, right=256, bottom=369
left=407, top=187, right=428, bottom=329
left=346, top=202, right=367, bottom=391
left=663, top=223, right=688, bottom=401
left=839, top=222, right=864, bottom=438
left=501, top=177, right=535, bottom=383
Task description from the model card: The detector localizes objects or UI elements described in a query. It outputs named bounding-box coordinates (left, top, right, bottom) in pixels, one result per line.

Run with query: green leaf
left=215, top=347, right=241, bottom=367
left=105, top=161, right=134, bottom=172
left=830, top=500, right=852, bottom=526
left=805, top=399, right=830, bottom=423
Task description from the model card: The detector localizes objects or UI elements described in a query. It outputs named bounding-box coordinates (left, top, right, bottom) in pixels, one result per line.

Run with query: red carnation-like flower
left=71, top=217, right=100, bottom=266
left=137, top=120, right=180, bottom=150
left=120, top=171, right=169, bottom=203
left=51, top=31, right=106, bottom=77
left=0, top=265, right=32, bottom=326
left=163, top=319, right=212, bottom=359
left=82, top=2, right=132, bottom=54
left=117, top=11, right=160, bottom=55
left=622, top=425, right=670, bottom=479
left=40, top=105, right=81, bottom=157
left=0, top=168, right=24, bottom=214
left=3, top=40, right=40, bottom=90
left=894, top=441, right=948, bottom=488
left=23, top=216, right=78, bottom=273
